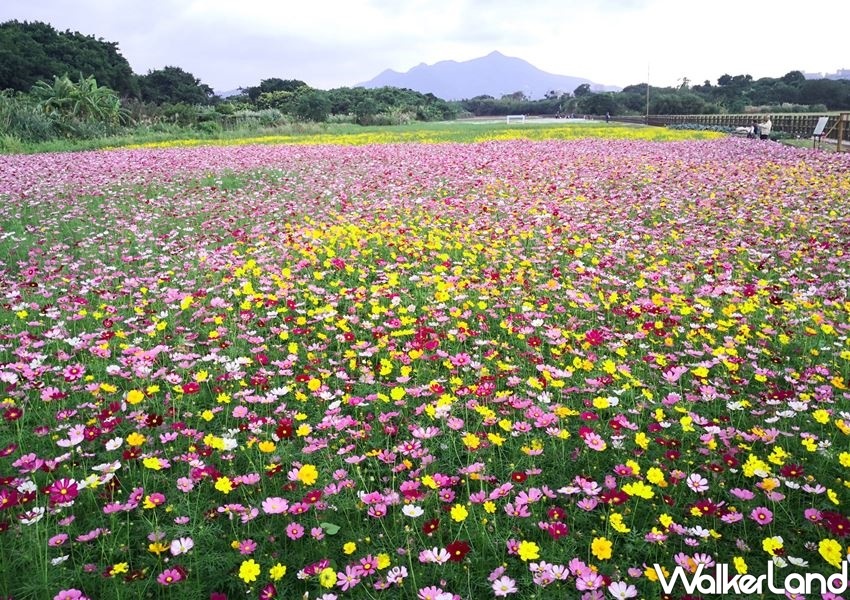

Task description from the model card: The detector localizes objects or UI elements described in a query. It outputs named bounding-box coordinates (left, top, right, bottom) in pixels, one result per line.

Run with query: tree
left=138, top=66, right=213, bottom=105
left=0, top=20, right=138, bottom=97
left=649, top=92, right=706, bottom=115
left=780, top=71, right=806, bottom=86
left=798, top=79, right=850, bottom=109
left=354, top=97, right=380, bottom=125
left=292, top=89, right=331, bottom=122
left=257, top=90, right=298, bottom=111
left=577, top=92, right=619, bottom=115
left=245, top=78, right=307, bottom=102
left=573, top=83, right=592, bottom=97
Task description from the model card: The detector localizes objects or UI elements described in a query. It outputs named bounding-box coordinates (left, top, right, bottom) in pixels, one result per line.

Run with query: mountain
left=214, top=88, right=243, bottom=98
left=356, top=51, right=617, bottom=101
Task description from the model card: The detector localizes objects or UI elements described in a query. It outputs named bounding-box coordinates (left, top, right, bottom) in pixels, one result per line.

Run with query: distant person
left=605, top=112, right=610, bottom=123
left=758, top=116, right=772, bottom=140
left=748, top=118, right=759, bottom=139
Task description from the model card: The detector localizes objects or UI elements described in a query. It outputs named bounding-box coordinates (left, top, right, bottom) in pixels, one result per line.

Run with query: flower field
left=1, top=136, right=849, bottom=600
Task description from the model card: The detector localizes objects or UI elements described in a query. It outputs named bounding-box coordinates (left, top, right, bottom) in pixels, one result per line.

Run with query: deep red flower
left=122, top=447, right=142, bottom=460
left=0, top=488, right=19, bottom=511
left=181, top=382, right=200, bottom=394
left=547, top=521, right=569, bottom=540
left=599, top=489, right=629, bottom=505
left=779, top=464, right=804, bottom=479
left=276, top=419, right=293, bottom=439
left=422, top=518, right=440, bottom=535
left=510, top=471, right=528, bottom=484
left=3, top=407, right=22, bottom=422
left=303, top=490, right=323, bottom=504
left=722, top=453, right=740, bottom=468
left=821, top=512, right=850, bottom=537
left=446, top=540, right=471, bottom=562
left=547, top=506, right=567, bottom=521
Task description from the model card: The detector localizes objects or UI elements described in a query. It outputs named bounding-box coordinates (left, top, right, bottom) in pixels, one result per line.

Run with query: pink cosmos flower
left=54, top=590, right=89, bottom=600
left=261, top=496, right=289, bottom=515
left=417, top=586, right=453, bottom=600
left=583, top=432, right=607, bottom=451
left=386, top=565, right=408, bottom=585
left=170, top=537, right=194, bottom=556
left=336, top=564, right=362, bottom=591
left=685, top=473, right=709, bottom=493
left=492, top=575, right=518, bottom=597
left=608, top=581, right=638, bottom=599
left=286, top=522, right=304, bottom=540
left=750, top=506, right=774, bottom=526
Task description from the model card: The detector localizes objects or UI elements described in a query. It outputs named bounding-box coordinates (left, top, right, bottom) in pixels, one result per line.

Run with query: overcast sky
left=2, top=0, right=847, bottom=93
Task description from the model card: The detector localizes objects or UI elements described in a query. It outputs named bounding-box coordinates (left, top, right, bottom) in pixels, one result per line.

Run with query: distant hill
left=356, top=51, right=617, bottom=101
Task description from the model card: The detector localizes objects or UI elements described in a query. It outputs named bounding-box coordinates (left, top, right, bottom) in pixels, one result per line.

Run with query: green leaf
left=320, top=522, right=341, bottom=536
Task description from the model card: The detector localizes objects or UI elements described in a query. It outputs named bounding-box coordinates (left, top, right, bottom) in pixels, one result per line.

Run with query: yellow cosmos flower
left=819, top=538, right=844, bottom=568
left=591, top=536, right=613, bottom=560
left=517, top=540, right=540, bottom=561
left=126, top=389, right=145, bottom=405
left=319, top=567, right=337, bottom=588
left=238, top=559, right=261, bottom=583
left=269, top=563, right=287, bottom=581
left=126, top=432, right=146, bottom=446
left=297, top=464, right=318, bottom=485
left=215, top=476, right=233, bottom=494
left=450, top=504, right=469, bottom=522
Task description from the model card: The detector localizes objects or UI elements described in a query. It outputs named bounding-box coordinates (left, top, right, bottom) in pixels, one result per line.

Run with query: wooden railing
left=600, top=113, right=850, bottom=143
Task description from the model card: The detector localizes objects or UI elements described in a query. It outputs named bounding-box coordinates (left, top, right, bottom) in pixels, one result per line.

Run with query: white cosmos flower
left=402, top=505, right=424, bottom=518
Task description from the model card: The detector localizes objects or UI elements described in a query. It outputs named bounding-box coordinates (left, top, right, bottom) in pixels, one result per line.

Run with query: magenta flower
left=47, top=478, right=79, bottom=504
left=157, top=567, right=185, bottom=585
left=750, top=506, right=774, bottom=526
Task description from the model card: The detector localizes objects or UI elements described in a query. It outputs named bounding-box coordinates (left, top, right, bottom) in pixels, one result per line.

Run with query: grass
left=2, top=119, right=724, bottom=154
left=781, top=137, right=849, bottom=152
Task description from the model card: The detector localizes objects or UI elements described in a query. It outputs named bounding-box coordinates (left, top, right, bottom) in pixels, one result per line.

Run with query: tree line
left=458, top=74, right=850, bottom=118
left=2, top=19, right=850, bottom=146
left=0, top=20, right=457, bottom=144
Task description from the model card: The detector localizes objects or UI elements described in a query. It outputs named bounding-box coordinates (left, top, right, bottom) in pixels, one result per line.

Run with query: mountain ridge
left=357, top=51, right=617, bottom=100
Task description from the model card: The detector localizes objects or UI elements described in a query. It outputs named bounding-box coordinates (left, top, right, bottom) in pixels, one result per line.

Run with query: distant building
left=804, top=68, right=850, bottom=80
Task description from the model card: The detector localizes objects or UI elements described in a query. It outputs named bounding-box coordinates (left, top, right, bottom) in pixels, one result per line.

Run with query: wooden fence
left=601, top=113, right=850, bottom=143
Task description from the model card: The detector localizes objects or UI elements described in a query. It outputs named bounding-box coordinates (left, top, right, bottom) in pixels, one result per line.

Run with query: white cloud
left=1, top=0, right=846, bottom=92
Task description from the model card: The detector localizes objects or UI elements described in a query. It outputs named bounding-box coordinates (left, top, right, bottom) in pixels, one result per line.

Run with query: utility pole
left=645, top=64, right=650, bottom=125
